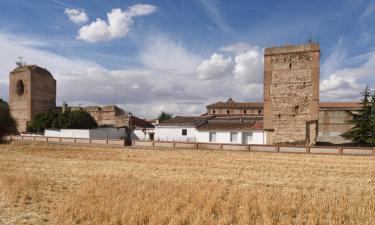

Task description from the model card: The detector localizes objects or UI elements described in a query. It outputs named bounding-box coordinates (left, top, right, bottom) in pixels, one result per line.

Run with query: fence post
left=21, top=136, right=24, bottom=141
left=338, top=147, right=343, bottom=155
left=373, top=147, right=375, bottom=156
left=152, top=141, right=155, bottom=147
left=248, top=145, right=251, bottom=151
left=173, top=141, right=176, bottom=149
left=89, top=139, right=92, bottom=144
left=59, top=137, right=62, bottom=143
left=276, top=145, right=280, bottom=152
left=195, top=142, right=198, bottom=149
left=33, top=136, right=36, bottom=142
left=306, top=145, right=310, bottom=154
left=106, top=138, right=109, bottom=145
left=220, top=144, right=223, bottom=150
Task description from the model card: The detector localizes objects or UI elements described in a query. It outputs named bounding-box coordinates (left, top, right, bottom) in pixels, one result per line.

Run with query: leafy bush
left=158, top=111, right=173, bottom=123
left=0, top=99, right=16, bottom=138
left=27, top=111, right=98, bottom=133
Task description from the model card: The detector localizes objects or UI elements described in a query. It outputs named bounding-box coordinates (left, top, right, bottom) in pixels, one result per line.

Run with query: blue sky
left=0, top=0, right=375, bottom=118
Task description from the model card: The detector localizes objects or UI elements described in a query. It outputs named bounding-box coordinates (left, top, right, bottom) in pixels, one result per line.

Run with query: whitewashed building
left=44, top=127, right=127, bottom=139
left=196, top=117, right=265, bottom=144
left=154, top=115, right=265, bottom=144
left=155, top=116, right=213, bottom=142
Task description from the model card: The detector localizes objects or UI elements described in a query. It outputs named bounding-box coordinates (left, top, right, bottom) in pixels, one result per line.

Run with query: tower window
left=16, top=80, right=24, bottom=96
left=213, top=110, right=215, bottom=114
left=227, top=110, right=230, bottom=114
left=289, top=62, right=292, bottom=69
left=244, top=110, right=247, bottom=114
left=258, top=110, right=261, bottom=114
left=182, top=129, right=187, bottom=136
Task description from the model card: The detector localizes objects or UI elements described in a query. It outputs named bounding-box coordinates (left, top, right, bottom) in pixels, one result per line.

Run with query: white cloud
left=234, top=49, right=263, bottom=83
left=64, top=8, right=89, bottom=24
left=197, top=43, right=263, bottom=83
left=320, top=73, right=363, bottom=100
left=197, top=53, right=233, bottom=80
left=0, top=34, right=268, bottom=118
left=321, top=38, right=346, bottom=77
left=77, top=4, right=156, bottom=43
left=320, top=39, right=375, bottom=101
left=139, top=35, right=202, bottom=74
left=220, top=42, right=253, bottom=54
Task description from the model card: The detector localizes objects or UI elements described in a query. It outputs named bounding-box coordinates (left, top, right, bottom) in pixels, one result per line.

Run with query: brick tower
left=9, top=65, right=56, bottom=133
left=263, top=43, right=320, bottom=145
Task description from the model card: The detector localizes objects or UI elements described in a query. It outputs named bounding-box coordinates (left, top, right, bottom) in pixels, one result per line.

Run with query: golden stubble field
left=0, top=142, right=374, bottom=225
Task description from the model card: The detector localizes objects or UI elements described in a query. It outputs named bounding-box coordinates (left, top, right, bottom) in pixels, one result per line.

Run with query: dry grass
left=0, top=142, right=374, bottom=225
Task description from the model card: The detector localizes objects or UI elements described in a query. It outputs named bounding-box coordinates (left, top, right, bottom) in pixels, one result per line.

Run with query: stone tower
left=9, top=65, right=56, bottom=133
left=263, top=43, right=320, bottom=145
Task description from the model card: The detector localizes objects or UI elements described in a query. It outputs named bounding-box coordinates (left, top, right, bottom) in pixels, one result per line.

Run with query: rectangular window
left=242, top=132, right=253, bottom=144
left=182, top=129, right=187, bottom=136
left=209, top=132, right=216, bottom=143
left=230, top=132, right=238, bottom=143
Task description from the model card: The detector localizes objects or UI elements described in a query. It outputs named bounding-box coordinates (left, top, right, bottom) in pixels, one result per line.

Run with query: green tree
left=341, top=86, right=374, bottom=146
left=27, top=111, right=98, bottom=133
left=158, top=111, right=173, bottom=123
left=0, top=99, right=16, bottom=139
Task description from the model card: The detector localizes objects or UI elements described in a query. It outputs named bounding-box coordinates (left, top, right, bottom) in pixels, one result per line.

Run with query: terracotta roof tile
left=158, top=116, right=213, bottom=127
left=319, top=102, right=362, bottom=109
left=131, top=116, right=154, bottom=128
left=207, top=101, right=263, bottom=109
left=197, top=117, right=263, bottom=131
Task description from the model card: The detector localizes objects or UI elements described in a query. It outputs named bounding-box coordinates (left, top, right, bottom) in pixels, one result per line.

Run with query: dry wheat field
left=0, top=142, right=374, bottom=225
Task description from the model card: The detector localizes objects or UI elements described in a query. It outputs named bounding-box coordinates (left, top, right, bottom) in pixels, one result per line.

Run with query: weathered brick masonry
left=264, top=43, right=320, bottom=145
left=9, top=65, right=56, bottom=133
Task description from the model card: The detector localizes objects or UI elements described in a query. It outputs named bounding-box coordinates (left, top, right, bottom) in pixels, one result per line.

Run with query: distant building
left=44, top=127, right=127, bottom=139
left=196, top=116, right=264, bottom=144
left=263, top=43, right=320, bottom=145
left=9, top=65, right=56, bottom=132
left=8, top=65, right=153, bottom=139
left=206, top=98, right=263, bottom=116
left=155, top=116, right=213, bottom=142
left=317, top=102, right=361, bottom=144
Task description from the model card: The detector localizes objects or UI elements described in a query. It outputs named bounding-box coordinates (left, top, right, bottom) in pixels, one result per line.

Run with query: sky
left=0, top=0, right=375, bottom=118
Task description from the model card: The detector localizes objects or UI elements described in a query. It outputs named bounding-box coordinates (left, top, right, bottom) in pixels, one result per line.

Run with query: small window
left=209, top=132, right=216, bottom=143
left=244, top=110, right=247, bottom=114
left=16, top=80, right=24, bottom=96
left=289, top=62, right=292, bottom=69
left=258, top=110, right=261, bottom=114
left=226, top=110, right=230, bottom=114
left=230, top=132, right=238, bottom=143
left=213, top=110, right=215, bottom=114
left=182, top=129, right=187, bottom=136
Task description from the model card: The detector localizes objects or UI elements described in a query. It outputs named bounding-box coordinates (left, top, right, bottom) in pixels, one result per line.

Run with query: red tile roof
left=197, top=117, right=263, bottom=131
left=206, top=98, right=263, bottom=109
left=131, top=116, right=154, bottom=128
left=158, top=116, right=213, bottom=127
left=319, top=102, right=362, bottom=110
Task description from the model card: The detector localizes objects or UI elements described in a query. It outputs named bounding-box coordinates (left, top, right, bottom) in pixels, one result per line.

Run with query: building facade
left=9, top=65, right=56, bottom=133
left=264, top=43, right=320, bottom=145
left=8, top=65, right=152, bottom=136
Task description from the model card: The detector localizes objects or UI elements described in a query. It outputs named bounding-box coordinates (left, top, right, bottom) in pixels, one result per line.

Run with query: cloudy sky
left=0, top=0, right=375, bottom=118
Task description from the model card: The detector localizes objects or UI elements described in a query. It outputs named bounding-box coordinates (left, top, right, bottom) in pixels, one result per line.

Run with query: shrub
left=27, top=111, right=97, bottom=133
left=0, top=99, right=16, bottom=138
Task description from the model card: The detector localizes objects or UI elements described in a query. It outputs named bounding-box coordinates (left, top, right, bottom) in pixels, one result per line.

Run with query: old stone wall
left=264, top=44, right=320, bottom=145
left=83, top=105, right=130, bottom=128
left=9, top=66, right=56, bottom=133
